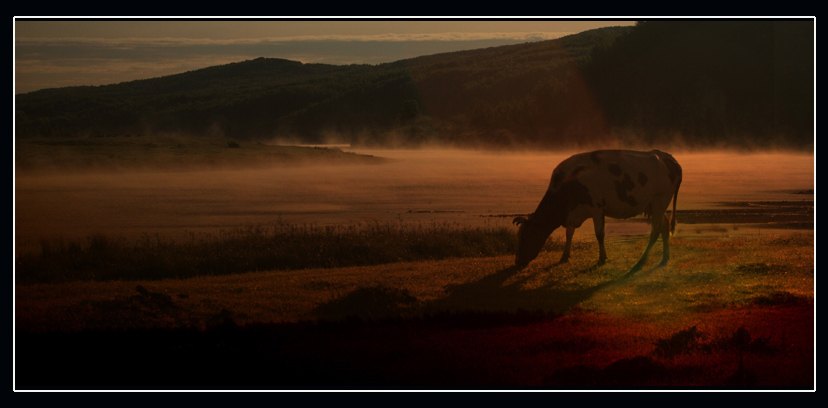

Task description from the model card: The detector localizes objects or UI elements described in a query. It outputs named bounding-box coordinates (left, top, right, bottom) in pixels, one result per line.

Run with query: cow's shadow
left=313, top=259, right=660, bottom=322
left=422, top=262, right=618, bottom=316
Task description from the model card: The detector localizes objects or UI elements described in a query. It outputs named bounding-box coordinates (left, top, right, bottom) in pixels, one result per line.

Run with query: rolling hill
left=15, top=21, right=814, bottom=150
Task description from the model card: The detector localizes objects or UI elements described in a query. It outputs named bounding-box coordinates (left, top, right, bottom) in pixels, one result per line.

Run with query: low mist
left=15, top=147, right=814, bottom=249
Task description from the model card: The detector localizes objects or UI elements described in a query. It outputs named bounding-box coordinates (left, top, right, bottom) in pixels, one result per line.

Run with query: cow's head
left=513, top=215, right=554, bottom=268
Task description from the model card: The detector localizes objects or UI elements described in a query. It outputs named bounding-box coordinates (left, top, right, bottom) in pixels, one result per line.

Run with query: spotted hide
left=513, top=149, right=682, bottom=272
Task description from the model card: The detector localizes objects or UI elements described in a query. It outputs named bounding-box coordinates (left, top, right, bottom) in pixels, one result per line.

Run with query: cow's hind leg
left=629, top=215, right=664, bottom=273
left=658, top=213, right=671, bottom=267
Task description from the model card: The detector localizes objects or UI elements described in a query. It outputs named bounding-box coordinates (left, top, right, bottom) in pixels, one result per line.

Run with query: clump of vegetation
left=15, top=222, right=519, bottom=284
left=652, top=326, right=706, bottom=358
left=314, top=285, right=419, bottom=321
left=750, top=291, right=812, bottom=306
left=653, top=325, right=779, bottom=359
left=736, top=262, right=786, bottom=275
left=716, top=326, right=777, bottom=355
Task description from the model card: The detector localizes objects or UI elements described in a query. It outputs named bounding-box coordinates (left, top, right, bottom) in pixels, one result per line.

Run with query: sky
left=13, top=19, right=637, bottom=94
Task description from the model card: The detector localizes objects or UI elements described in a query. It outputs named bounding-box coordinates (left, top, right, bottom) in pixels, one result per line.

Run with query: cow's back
left=550, top=150, right=675, bottom=220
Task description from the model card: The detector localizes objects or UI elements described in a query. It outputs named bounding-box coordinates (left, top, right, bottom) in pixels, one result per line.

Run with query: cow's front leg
left=558, top=226, right=575, bottom=264
left=594, top=213, right=607, bottom=264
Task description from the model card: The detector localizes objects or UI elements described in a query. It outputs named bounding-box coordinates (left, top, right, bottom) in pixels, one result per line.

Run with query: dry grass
left=16, top=232, right=813, bottom=331
left=14, top=228, right=814, bottom=389
left=16, top=222, right=521, bottom=284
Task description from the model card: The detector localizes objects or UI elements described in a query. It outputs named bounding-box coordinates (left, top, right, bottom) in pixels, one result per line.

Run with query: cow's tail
left=654, top=150, right=682, bottom=236
left=669, top=177, right=681, bottom=235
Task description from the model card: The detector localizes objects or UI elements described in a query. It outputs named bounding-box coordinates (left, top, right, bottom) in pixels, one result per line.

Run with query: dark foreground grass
left=16, top=222, right=524, bottom=284
left=15, top=231, right=814, bottom=389
left=15, top=296, right=813, bottom=390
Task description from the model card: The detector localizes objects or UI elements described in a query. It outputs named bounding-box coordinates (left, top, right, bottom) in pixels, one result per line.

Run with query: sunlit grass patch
left=574, top=232, right=813, bottom=325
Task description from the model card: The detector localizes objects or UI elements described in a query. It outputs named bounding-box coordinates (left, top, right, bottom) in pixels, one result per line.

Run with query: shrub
left=652, top=326, right=706, bottom=358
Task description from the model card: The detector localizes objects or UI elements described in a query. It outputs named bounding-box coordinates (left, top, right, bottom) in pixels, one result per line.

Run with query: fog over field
left=14, top=148, right=814, bottom=253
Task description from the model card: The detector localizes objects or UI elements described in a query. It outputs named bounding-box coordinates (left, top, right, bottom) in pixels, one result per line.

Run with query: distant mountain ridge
left=15, top=22, right=813, bottom=150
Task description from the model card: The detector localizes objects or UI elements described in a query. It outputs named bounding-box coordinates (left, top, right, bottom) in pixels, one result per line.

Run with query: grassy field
left=13, top=142, right=814, bottom=390
left=15, top=225, right=814, bottom=389
left=15, top=222, right=518, bottom=284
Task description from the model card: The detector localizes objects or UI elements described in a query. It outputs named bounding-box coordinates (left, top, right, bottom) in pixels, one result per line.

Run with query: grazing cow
left=513, top=149, right=682, bottom=272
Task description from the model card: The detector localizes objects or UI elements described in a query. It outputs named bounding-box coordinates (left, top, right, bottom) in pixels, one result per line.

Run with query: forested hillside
left=585, top=20, right=814, bottom=148
left=15, top=21, right=813, bottom=149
